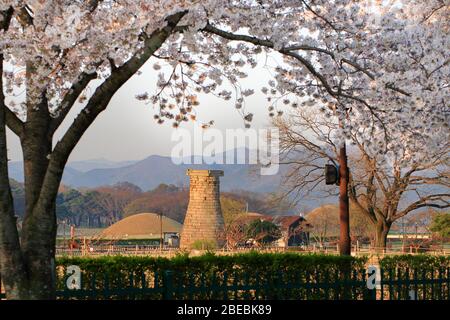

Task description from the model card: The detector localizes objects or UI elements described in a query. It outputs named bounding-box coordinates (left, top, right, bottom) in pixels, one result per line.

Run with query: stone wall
left=180, top=169, right=225, bottom=249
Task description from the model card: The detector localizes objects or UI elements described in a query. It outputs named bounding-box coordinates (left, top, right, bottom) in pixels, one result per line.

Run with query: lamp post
left=160, top=212, right=163, bottom=251
left=338, top=144, right=351, bottom=256
left=70, top=224, right=75, bottom=254
left=401, top=217, right=406, bottom=252
left=63, top=219, right=66, bottom=248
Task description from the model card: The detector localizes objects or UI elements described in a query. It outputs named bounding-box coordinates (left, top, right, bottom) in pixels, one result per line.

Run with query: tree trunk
left=374, top=221, right=391, bottom=250
left=0, top=107, right=64, bottom=299
left=14, top=108, right=58, bottom=299
left=0, top=49, right=31, bottom=299
left=0, top=90, right=29, bottom=300
left=338, top=144, right=351, bottom=256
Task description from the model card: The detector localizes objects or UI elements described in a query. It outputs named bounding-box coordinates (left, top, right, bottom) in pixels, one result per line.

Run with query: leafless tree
left=279, top=219, right=311, bottom=248
left=305, top=208, right=339, bottom=247
left=221, top=217, right=249, bottom=249
left=305, top=204, right=372, bottom=246
left=274, top=109, right=450, bottom=249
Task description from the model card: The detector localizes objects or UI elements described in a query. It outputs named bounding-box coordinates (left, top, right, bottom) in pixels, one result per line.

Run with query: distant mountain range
left=8, top=150, right=285, bottom=193
left=67, top=158, right=138, bottom=172
left=8, top=150, right=447, bottom=212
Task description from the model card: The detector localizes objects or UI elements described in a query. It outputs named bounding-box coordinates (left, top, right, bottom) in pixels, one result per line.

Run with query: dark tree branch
left=396, top=194, right=450, bottom=219
left=4, top=108, right=24, bottom=137
left=16, top=6, right=34, bottom=27
left=0, top=6, right=14, bottom=30
left=85, top=0, right=103, bottom=13
left=48, top=72, right=97, bottom=135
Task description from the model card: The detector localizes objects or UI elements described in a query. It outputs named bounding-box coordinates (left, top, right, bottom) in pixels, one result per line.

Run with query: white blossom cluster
left=145, top=0, right=449, bottom=159
left=0, top=0, right=204, bottom=114
left=1, top=0, right=448, bottom=161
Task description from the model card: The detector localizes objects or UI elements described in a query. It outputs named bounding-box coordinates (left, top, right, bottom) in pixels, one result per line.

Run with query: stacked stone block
left=180, top=169, right=225, bottom=249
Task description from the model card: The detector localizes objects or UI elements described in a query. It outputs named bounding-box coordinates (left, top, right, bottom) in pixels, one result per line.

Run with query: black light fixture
left=325, top=164, right=340, bottom=185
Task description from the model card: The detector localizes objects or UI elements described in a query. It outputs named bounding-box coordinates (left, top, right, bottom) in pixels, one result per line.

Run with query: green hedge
left=56, top=253, right=450, bottom=300
left=56, top=252, right=368, bottom=300
left=378, top=255, right=450, bottom=300
left=379, top=254, right=450, bottom=270
left=378, top=254, right=450, bottom=281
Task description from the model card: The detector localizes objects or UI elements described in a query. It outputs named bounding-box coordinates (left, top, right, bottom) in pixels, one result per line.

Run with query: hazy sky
left=6, top=54, right=282, bottom=162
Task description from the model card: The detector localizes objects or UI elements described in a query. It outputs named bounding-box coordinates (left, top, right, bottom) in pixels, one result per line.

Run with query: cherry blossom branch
left=1, top=7, right=23, bottom=137
left=201, top=23, right=389, bottom=122
left=202, top=22, right=416, bottom=103
left=421, top=2, right=446, bottom=23
left=36, top=11, right=187, bottom=209
left=300, top=0, right=342, bottom=32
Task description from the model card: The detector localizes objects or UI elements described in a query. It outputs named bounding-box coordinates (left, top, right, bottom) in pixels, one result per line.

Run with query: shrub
left=56, top=252, right=368, bottom=300
left=378, top=255, right=450, bottom=300
left=379, top=254, right=450, bottom=271
left=191, top=240, right=217, bottom=250
left=430, top=213, right=450, bottom=238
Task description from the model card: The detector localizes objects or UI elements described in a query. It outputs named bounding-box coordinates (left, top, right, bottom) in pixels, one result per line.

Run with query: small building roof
left=233, top=213, right=307, bottom=231
left=268, top=215, right=306, bottom=229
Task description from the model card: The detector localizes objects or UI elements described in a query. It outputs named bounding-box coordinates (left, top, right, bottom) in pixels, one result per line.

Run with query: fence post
left=163, top=270, right=174, bottom=300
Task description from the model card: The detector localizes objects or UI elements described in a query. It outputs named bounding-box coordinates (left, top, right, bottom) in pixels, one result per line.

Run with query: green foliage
left=123, top=185, right=188, bottom=223
left=55, top=182, right=143, bottom=227
left=245, top=219, right=281, bottom=244
left=220, top=196, right=246, bottom=225
left=56, top=253, right=368, bottom=299
left=378, top=255, right=450, bottom=299
left=191, top=240, right=217, bottom=250
left=430, top=213, right=450, bottom=238
left=379, top=254, right=450, bottom=271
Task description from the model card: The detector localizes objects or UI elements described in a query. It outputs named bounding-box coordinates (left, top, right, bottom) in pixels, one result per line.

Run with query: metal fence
left=1, top=268, right=449, bottom=300
left=53, top=268, right=450, bottom=300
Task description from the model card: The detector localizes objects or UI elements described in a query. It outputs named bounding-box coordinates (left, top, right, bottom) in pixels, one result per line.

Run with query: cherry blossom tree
left=0, top=0, right=448, bottom=299
left=0, top=0, right=196, bottom=300
left=273, top=107, right=449, bottom=250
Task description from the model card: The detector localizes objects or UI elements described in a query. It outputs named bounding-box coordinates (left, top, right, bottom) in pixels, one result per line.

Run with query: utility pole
left=70, top=224, right=75, bottom=254
left=160, top=212, right=163, bottom=251
left=63, top=219, right=66, bottom=248
left=338, top=143, right=351, bottom=256
left=402, top=217, right=406, bottom=252
left=324, top=105, right=352, bottom=256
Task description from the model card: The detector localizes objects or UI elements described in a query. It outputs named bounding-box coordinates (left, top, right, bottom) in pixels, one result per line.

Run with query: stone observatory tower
left=180, top=169, right=225, bottom=249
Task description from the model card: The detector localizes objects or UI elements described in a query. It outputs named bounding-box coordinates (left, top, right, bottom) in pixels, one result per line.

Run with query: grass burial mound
left=100, top=212, right=182, bottom=240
